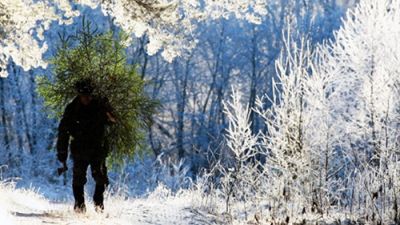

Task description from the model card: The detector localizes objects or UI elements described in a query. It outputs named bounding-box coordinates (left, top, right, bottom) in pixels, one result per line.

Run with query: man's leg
left=72, top=159, right=89, bottom=213
left=90, top=159, right=109, bottom=211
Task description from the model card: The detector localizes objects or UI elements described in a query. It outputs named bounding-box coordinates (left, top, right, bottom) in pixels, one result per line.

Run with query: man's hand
left=57, top=161, right=68, bottom=176
left=106, top=112, right=117, bottom=123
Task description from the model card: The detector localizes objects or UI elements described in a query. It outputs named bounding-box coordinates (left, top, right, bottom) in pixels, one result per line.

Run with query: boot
left=74, top=202, right=86, bottom=213
left=73, top=185, right=86, bottom=213
left=93, top=184, right=105, bottom=212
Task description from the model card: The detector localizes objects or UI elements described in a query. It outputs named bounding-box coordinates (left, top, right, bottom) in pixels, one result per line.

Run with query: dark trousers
left=72, top=159, right=109, bottom=207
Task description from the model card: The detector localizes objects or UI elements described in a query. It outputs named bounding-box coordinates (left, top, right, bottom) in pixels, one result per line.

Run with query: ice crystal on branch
left=0, top=0, right=268, bottom=77
left=0, top=0, right=80, bottom=77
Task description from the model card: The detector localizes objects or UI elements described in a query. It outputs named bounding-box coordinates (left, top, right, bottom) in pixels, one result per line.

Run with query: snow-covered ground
left=0, top=182, right=204, bottom=225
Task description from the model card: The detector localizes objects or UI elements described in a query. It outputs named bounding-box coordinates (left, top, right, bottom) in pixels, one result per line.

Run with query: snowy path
left=1, top=184, right=207, bottom=225
left=11, top=199, right=191, bottom=225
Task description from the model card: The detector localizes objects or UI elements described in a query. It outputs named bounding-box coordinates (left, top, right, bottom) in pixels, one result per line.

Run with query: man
left=57, top=79, right=116, bottom=213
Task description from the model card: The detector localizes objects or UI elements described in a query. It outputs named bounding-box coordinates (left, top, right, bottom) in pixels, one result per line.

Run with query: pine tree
left=37, top=21, right=158, bottom=163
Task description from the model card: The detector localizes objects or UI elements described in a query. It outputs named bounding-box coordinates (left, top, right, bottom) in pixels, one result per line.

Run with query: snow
left=5, top=0, right=400, bottom=224
left=0, top=182, right=198, bottom=225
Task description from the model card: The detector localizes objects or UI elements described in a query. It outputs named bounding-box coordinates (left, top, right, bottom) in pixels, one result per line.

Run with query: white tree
left=219, top=88, right=259, bottom=214
left=0, top=0, right=269, bottom=77
left=0, top=0, right=80, bottom=77
left=311, top=0, right=400, bottom=222
left=253, top=27, right=318, bottom=221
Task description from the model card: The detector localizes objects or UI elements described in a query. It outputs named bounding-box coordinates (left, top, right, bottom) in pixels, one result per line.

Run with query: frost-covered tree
left=254, top=31, right=320, bottom=221
left=219, top=89, right=259, bottom=213
left=0, top=0, right=79, bottom=77
left=317, top=0, right=400, bottom=222
left=0, top=0, right=270, bottom=77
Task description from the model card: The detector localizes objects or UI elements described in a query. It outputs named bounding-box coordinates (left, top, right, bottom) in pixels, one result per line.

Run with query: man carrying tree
left=56, top=79, right=116, bottom=213
left=38, top=27, right=157, bottom=213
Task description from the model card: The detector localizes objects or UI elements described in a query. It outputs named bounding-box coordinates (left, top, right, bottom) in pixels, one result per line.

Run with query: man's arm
left=102, top=98, right=117, bottom=124
left=56, top=105, right=72, bottom=162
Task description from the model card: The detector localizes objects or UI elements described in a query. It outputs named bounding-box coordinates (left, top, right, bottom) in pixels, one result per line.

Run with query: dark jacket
left=57, top=97, right=114, bottom=162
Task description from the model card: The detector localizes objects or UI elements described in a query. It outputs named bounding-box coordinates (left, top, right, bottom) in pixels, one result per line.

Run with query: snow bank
left=0, top=180, right=199, bottom=225
left=0, top=181, right=55, bottom=225
left=0, top=207, right=15, bottom=225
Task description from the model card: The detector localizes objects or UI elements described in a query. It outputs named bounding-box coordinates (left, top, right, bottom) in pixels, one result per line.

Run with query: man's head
left=75, top=79, right=94, bottom=106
